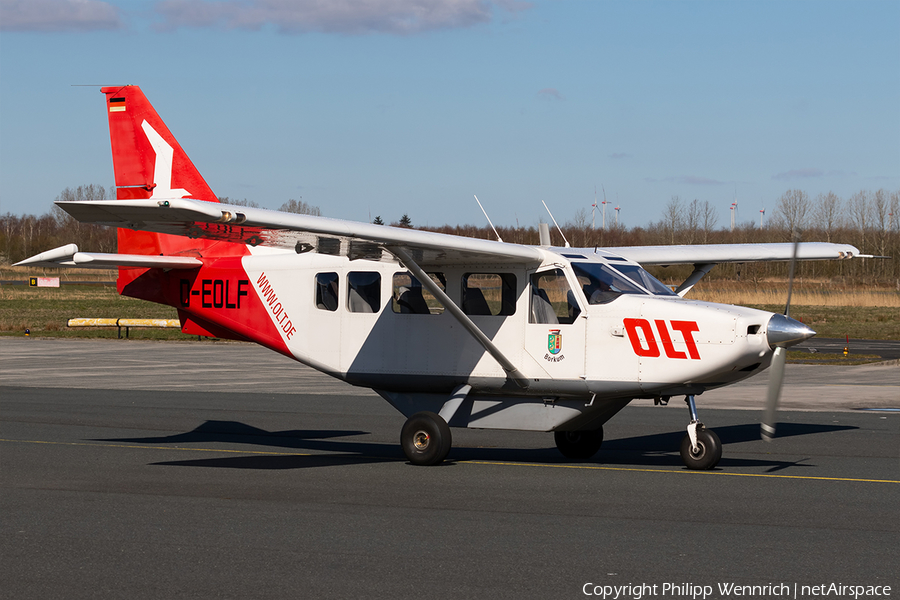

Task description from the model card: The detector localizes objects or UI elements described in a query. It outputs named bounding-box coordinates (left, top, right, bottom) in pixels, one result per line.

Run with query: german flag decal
left=109, top=97, right=126, bottom=112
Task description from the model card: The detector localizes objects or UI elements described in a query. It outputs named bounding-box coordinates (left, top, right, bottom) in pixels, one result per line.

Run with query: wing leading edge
left=606, top=242, right=860, bottom=265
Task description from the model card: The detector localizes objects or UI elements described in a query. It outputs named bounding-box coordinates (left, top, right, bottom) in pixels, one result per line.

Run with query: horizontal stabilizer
left=14, top=243, right=202, bottom=270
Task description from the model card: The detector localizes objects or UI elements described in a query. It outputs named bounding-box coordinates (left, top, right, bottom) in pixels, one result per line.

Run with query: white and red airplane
left=18, top=86, right=862, bottom=469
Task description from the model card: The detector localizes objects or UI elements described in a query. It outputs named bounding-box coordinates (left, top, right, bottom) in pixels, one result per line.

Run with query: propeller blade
left=763, top=230, right=800, bottom=441
left=762, top=346, right=786, bottom=441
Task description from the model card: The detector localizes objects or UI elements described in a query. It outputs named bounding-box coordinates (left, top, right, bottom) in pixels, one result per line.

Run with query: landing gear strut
left=401, top=411, right=452, bottom=466
left=554, top=427, right=604, bottom=460
left=679, top=395, right=721, bottom=470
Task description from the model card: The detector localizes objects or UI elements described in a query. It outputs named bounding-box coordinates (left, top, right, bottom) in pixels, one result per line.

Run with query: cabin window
left=392, top=272, right=445, bottom=315
left=347, top=272, right=381, bottom=313
left=314, top=272, right=339, bottom=311
left=462, top=273, right=516, bottom=316
left=530, top=269, right=580, bottom=324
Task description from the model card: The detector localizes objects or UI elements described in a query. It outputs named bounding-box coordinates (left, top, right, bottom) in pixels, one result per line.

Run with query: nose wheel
left=679, top=395, right=722, bottom=470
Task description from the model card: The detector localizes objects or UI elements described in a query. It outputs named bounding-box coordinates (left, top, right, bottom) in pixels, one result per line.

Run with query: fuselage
left=147, top=245, right=782, bottom=407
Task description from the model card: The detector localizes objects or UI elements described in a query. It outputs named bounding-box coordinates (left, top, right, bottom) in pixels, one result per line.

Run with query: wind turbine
left=601, top=186, right=609, bottom=230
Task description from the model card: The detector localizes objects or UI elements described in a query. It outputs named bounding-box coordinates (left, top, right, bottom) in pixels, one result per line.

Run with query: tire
left=401, top=411, right=452, bottom=466
left=554, top=428, right=604, bottom=460
left=679, top=427, right=722, bottom=470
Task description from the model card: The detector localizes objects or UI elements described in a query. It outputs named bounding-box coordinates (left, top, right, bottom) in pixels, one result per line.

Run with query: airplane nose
left=766, top=313, right=816, bottom=349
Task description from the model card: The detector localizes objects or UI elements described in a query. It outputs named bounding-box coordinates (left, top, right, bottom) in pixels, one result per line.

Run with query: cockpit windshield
left=609, top=264, right=676, bottom=296
left=571, top=262, right=648, bottom=305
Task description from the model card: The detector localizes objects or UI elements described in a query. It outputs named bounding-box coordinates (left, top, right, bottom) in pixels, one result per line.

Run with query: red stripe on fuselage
left=122, top=256, right=292, bottom=358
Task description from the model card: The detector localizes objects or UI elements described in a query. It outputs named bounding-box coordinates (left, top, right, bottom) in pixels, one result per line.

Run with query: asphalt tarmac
left=796, top=337, right=900, bottom=360
left=2, top=339, right=898, bottom=599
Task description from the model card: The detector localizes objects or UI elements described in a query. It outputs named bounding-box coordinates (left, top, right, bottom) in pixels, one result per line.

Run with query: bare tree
left=848, top=190, right=871, bottom=251
left=569, top=207, right=591, bottom=247
left=813, top=192, right=842, bottom=242
left=661, top=196, right=684, bottom=244
left=700, top=200, right=717, bottom=243
left=220, top=197, right=260, bottom=208
left=279, top=198, right=321, bottom=216
left=572, top=207, right=589, bottom=229
left=891, top=191, right=899, bottom=233
left=872, top=189, right=890, bottom=273
left=773, top=189, right=810, bottom=236
left=684, top=199, right=703, bottom=244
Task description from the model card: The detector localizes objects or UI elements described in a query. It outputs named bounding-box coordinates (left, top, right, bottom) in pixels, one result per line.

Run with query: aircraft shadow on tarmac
left=98, top=419, right=857, bottom=472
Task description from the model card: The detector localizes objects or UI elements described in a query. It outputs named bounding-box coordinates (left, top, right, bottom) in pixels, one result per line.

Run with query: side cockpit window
left=530, top=269, right=580, bottom=324
left=348, top=272, right=381, bottom=313
left=315, top=272, right=339, bottom=311
left=610, top=264, right=676, bottom=296
left=572, top=262, right=646, bottom=305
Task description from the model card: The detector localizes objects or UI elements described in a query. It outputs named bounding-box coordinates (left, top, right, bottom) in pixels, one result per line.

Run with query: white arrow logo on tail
left=141, top=120, right=191, bottom=199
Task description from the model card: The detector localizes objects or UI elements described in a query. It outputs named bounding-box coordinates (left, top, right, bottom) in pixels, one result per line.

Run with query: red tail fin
left=102, top=85, right=218, bottom=204
left=101, top=86, right=247, bottom=299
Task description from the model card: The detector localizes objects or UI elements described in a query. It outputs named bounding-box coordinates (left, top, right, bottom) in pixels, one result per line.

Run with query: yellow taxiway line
left=463, top=459, right=900, bottom=484
left=2, top=438, right=898, bottom=484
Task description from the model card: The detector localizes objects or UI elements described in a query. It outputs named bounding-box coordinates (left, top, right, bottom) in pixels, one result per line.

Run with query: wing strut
left=675, top=263, right=716, bottom=297
left=388, top=246, right=530, bottom=390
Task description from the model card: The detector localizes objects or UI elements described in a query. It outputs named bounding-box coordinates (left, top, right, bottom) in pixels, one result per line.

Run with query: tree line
left=2, top=185, right=897, bottom=283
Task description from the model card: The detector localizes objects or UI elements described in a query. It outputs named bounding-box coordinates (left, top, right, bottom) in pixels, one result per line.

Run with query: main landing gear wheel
left=554, top=428, right=604, bottom=460
left=679, top=427, right=722, bottom=470
left=401, top=411, right=452, bottom=466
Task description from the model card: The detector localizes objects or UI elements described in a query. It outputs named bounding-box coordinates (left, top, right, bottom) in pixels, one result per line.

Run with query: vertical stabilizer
left=101, top=85, right=218, bottom=203
left=99, top=86, right=246, bottom=299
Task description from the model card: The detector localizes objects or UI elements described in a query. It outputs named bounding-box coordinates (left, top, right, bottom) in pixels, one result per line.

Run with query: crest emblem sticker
left=548, top=329, right=562, bottom=355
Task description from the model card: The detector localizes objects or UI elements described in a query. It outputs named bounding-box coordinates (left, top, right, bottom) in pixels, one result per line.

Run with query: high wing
left=607, top=242, right=860, bottom=265
left=39, top=198, right=862, bottom=272
left=52, top=198, right=543, bottom=267
left=597, top=241, right=860, bottom=297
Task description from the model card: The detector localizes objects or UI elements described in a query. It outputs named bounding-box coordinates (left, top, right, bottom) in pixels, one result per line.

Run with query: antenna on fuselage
left=541, top=200, right=570, bottom=248
left=474, top=195, right=503, bottom=242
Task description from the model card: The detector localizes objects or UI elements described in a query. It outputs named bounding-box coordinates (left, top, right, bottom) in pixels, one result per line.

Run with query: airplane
left=17, top=86, right=864, bottom=470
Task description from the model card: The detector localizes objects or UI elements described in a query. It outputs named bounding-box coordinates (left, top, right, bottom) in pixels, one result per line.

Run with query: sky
left=1, top=0, right=898, bottom=230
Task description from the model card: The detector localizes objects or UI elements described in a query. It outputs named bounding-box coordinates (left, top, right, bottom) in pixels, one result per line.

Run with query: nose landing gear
left=679, top=395, right=722, bottom=470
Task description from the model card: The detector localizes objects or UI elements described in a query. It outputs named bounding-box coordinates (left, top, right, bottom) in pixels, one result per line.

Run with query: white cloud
left=772, top=168, right=860, bottom=181
left=152, top=0, right=531, bottom=35
left=536, top=87, right=564, bottom=101
left=0, top=0, right=122, bottom=32
left=645, top=175, right=725, bottom=186
left=772, top=168, right=824, bottom=181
